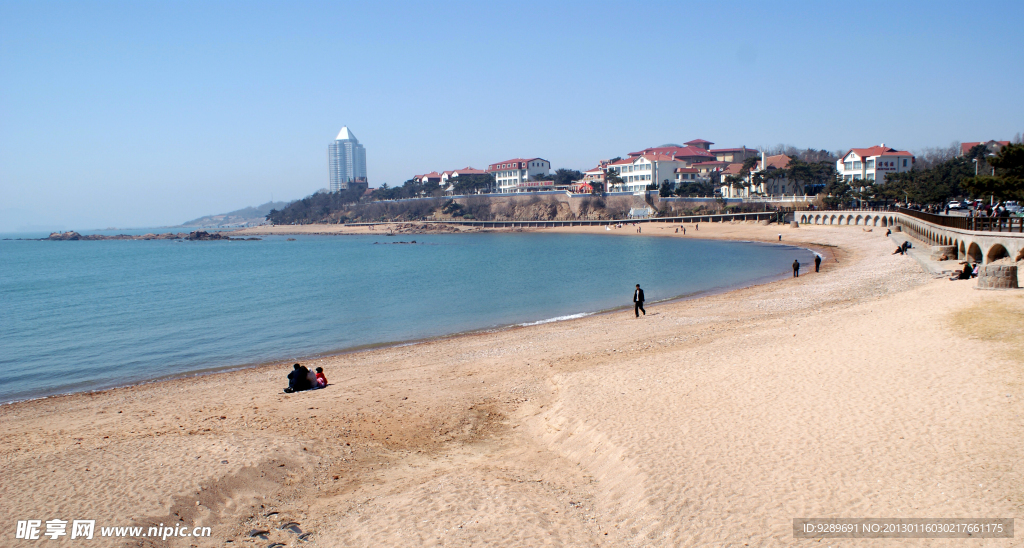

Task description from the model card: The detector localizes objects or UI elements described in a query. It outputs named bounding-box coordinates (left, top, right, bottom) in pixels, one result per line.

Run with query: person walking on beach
left=778, top=234, right=782, bottom=241
left=633, top=284, right=646, bottom=317
left=814, top=254, right=821, bottom=272
left=792, top=260, right=800, bottom=277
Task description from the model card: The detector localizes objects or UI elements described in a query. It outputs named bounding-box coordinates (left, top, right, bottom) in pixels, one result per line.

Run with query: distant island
left=178, top=201, right=289, bottom=228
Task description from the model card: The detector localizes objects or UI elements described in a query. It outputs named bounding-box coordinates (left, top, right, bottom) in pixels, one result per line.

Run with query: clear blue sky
left=1, top=0, right=1021, bottom=230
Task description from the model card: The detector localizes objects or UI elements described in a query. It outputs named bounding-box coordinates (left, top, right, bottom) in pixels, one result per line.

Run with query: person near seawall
left=792, top=260, right=800, bottom=278
left=633, top=284, right=646, bottom=318
left=814, top=254, right=822, bottom=272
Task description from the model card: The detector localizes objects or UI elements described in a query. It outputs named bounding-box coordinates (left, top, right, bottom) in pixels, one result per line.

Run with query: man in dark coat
left=633, top=284, right=646, bottom=318
left=792, top=260, right=800, bottom=277
left=285, top=363, right=311, bottom=393
left=814, top=254, right=822, bottom=272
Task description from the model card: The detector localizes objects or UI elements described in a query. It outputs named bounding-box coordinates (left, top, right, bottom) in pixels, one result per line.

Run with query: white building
left=836, top=144, right=914, bottom=184
left=607, top=154, right=687, bottom=193
left=328, top=126, right=367, bottom=191
left=486, top=158, right=551, bottom=193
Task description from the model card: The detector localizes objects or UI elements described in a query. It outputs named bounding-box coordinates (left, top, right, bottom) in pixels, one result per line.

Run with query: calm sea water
left=0, top=232, right=814, bottom=403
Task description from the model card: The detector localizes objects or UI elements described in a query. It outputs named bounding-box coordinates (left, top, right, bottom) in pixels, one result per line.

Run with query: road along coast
left=1, top=223, right=1021, bottom=547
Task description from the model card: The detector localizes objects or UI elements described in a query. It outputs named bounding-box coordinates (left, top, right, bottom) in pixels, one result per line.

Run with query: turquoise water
left=0, top=232, right=814, bottom=403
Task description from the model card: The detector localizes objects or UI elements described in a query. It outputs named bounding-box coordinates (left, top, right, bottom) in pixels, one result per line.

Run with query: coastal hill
left=178, top=201, right=289, bottom=228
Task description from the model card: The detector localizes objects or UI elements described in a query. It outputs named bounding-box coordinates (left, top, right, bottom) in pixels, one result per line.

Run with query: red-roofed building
left=627, top=144, right=714, bottom=165
left=837, top=144, right=914, bottom=184
left=674, top=168, right=699, bottom=185
left=685, top=139, right=714, bottom=151
left=416, top=172, right=442, bottom=185
left=486, top=158, right=551, bottom=193
left=710, top=147, right=759, bottom=163
left=440, top=167, right=487, bottom=184
left=959, top=140, right=1010, bottom=157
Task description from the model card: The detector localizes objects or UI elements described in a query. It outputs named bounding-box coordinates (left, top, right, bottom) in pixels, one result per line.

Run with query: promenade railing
left=898, top=208, right=1023, bottom=233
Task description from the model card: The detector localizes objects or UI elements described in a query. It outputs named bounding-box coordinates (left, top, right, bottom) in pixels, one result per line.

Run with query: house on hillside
left=959, top=140, right=1010, bottom=157
left=711, top=146, right=759, bottom=163
left=486, top=158, right=551, bottom=193
left=836, top=144, right=914, bottom=184
left=606, top=154, right=689, bottom=193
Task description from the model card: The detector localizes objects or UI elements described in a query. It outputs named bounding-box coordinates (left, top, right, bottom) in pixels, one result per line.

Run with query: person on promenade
left=314, top=367, right=328, bottom=389
left=633, top=284, right=646, bottom=317
left=792, top=260, right=800, bottom=277
left=285, top=363, right=311, bottom=393
left=814, top=254, right=822, bottom=272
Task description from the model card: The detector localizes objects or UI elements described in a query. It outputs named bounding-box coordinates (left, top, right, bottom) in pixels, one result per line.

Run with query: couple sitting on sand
left=950, top=262, right=977, bottom=281
left=284, top=363, right=327, bottom=393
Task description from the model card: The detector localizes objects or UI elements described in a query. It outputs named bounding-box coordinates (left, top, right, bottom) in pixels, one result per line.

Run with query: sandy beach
left=2, top=223, right=1021, bottom=547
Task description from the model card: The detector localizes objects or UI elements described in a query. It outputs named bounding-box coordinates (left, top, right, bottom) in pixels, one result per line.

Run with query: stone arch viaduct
left=796, top=209, right=1024, bottom=265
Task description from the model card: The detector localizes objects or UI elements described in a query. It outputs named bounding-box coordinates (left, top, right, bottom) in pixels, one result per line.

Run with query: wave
left=518, top=312, right=592, bottom=327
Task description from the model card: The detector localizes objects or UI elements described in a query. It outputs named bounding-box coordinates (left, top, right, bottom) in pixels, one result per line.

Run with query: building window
left=844, top=162, right=853, bottom=170
left=867, top=159, right=874, bottom=168
left=854, top=161, right=862, bottom=169
left=903, top=159, right=908, bottom=167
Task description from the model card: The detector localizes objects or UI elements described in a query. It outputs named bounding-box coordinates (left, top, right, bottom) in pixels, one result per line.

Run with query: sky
left=1, top=0, right=1022, bottom=231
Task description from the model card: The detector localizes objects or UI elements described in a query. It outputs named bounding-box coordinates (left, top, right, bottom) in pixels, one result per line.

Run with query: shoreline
left=3, top=223, right=1019, bottom=547
left=0, top=227, right=812, bottom=406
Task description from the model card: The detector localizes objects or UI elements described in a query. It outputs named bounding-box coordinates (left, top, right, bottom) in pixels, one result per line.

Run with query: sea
left=0, top=230, right=815, bottom=403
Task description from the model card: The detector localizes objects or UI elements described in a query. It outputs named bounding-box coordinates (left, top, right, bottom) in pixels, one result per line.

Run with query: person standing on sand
left=633, top=284, right=646, bottom=317
left=792, top=260, right=800, bottom=277
left=778, top=234, right=782, bottom=241
left=814, top=254, right=821, bottom=272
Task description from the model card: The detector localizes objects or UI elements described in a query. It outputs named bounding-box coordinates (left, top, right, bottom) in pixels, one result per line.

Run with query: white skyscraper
left=328, top=126, right=367, bottom=191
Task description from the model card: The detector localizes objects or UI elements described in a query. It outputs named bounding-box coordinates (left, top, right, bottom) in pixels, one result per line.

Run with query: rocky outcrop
left=44, top=230, right=259, bottom=241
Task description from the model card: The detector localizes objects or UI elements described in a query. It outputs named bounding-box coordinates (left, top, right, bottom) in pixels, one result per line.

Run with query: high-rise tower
left=328, top=126, right=367, bottom=191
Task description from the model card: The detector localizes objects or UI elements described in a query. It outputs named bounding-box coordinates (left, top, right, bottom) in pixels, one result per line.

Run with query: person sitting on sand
left=306, top=366, right=318, bottom=389
left=314, top=367, right=327, bottom=389
left=285, top=363, right=311, bottom=393
left=949, top=262, right=974, bottom=280
left=892, top=246, right=905, bottom=255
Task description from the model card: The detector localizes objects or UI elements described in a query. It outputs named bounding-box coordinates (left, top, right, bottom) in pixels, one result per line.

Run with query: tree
left=552, top=168, right=583, bottom=187
left=724, top=174, right=744, bottom=196
left=822, top=175, right=853, bottom=209
left=605, top=170, right=623, bottom=191
left=451, top=173, right=495, bottom=195
left=659, top=180, right=673, bottom=197
left=962, top=143, right=1024, bottom=202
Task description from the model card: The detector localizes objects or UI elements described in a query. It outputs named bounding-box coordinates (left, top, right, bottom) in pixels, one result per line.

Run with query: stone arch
left=846, top=214, right=854, bottom=225
left=959, top=241, right=966, bottom=259
left=873, top=216, right=880, bottom=226
left=829, top=214, right=836, bottom=224
left=800, top=214, right=807, bottom=223
left=815, top=214, right=821, bottom=224
left=986, top=244, right=1010, bottom=263
left=881, top=217, right=888, bottom=227
left=966, top=242, right=983, bottom=263
left=855, top=214, right=863, bottom=225
left=1016, top=247, right=1024, bottom=262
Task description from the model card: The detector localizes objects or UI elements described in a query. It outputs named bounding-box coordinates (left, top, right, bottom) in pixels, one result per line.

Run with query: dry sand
left=2, top=223, right=1021, bottom=547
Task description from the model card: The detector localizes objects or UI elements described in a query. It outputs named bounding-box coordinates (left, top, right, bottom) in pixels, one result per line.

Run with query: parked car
left=946, top=201, right=963, bottom=210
